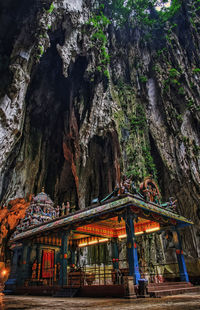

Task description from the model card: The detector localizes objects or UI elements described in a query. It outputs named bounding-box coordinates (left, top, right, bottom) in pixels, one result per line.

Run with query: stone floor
left=1, top=293, right=200, bottom=310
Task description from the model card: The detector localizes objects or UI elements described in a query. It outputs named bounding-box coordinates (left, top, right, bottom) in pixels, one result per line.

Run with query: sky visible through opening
left=156, top=0, right=171, bottom=11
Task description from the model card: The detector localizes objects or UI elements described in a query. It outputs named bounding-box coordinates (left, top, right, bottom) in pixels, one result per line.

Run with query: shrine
left=4, top=177, right=194, bottom=297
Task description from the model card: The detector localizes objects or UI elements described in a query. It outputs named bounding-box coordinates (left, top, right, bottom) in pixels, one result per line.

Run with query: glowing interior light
left=99, top=238, right=109, bottom=243
left=119, top=231, right=144, bottom=238
left=88, top=240, right=99, bottom=245
left=135, top=231, right=144, bottom=235
left=78, top=242, right=88, bottom=248
left=146, top=227, right=160, bottom=233
left=118, top=234, right=127, bottom=239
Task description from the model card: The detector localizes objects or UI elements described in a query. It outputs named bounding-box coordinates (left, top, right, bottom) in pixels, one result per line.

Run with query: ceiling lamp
left=146, top=227, right=160, bottom=233
left=135, top=231, right=144, bottom=235
left=99, top=238, right=109, bottom=243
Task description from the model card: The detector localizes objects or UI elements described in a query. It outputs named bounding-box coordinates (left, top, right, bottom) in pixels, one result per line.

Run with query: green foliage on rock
left=130, top=104, right=147, bottom=132
left=139, top=75, right=148, bottom=83
left=102, top=0, right=181, bottom=28
left=169, top=68, right=180, bottom=78
left=192, top=68, right=200, bottom=73
left=112, top=81, right=157, bottom=183
left=87, top=4, right=110, bottom=77
left=38, top=45, right=44, bottom=57
left=47, top=3, right=55, bottom=14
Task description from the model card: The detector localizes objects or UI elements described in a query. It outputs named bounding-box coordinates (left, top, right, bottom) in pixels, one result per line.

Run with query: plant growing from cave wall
left=87, top=4, right=111, bottom=78
left=102, top=0, right=182, bottom=28
left=112, top=81, right=157, bottom=184
left=34, top=2, right=55, bottom=62
left=46, top=2, right=55, bottom=14
left=104, top=0, right=200, bottom=187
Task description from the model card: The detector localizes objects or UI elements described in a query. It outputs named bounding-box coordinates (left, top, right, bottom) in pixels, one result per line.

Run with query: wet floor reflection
left=1, top=293, right=200, bottom=310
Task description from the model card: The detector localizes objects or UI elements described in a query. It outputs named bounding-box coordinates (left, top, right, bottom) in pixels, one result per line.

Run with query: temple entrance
left=65, top=216, right=162, bottom=288
left=41, top=250, right=54, bottom=281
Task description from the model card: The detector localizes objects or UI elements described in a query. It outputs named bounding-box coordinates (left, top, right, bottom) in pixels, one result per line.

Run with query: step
left=53, top=288, right=79, bottom=298
left=148, top=285, right=192, bottom=292
left=148, top=283, right=192, bottom=291
left=148, top=281, right=192, bottom=287
left=150, top=286, right=200, bottom=297
left=124, top=294, right=137, bottom=299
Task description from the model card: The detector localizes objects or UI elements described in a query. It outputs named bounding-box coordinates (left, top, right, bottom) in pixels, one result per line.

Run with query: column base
left=176, top=252, right=189, bottom=282
left=180, top=272, right=189, bottom=282
left=125, top=276, right=137, bottom=298
left=134, top=272, right=141, bottom=285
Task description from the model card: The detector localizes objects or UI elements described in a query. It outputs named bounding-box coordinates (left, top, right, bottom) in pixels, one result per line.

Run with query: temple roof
left=32, top=190, right=53, bottom=205
left=13, top=194, right=193, bottom=242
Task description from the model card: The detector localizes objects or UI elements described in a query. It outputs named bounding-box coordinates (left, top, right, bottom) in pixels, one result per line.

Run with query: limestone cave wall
left=0, top=0, right=199, bottom=267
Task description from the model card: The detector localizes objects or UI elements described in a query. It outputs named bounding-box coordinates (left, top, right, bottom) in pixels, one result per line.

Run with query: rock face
left=0, top=0, right=199, bottom=266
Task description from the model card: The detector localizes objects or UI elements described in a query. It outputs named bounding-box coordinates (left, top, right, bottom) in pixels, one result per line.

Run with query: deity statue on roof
left=161, top=197, right=177, bottom=212
left=120, top=175, right=131, bottom=194
left=11, top=188, right=57, bottom=239
left=119, top=175, right=143, bottom=198
left=140, top=175, right=161, bottom=203
left=61, top=203, right=65, bottom=216
left=66, top=201, right=70, bottom=215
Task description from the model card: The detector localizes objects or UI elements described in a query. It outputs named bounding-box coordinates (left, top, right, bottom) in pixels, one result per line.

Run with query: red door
left=42, top=249, right=54, bottom=278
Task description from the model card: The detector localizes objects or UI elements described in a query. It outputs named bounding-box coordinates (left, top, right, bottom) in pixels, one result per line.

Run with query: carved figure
left=12, top=189, right=55, bottom=238
left=161, top=197, right=177, bottom=212
left=66, top=201, right=70, bottom=215
left=124, top=177, right=131, bottom=193
left=52, top=209, right=56, bottom=218
left=140, top=176, right=161, bottom=203
left=120, top=176, right=130, bottom=194
left=61, top=203, right=65, bottom=216
left=56, top=205, right=60, bottom=217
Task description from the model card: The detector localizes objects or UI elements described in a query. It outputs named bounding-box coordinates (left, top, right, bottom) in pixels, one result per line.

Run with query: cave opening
left=22, top=29, right=119, bottom=209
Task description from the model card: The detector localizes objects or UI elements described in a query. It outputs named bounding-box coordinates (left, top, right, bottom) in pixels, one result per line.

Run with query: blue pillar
left=111, top=238, right=119, bottom=270
left=59, top=232, right=69, bottom=286
left=173, top=229, right=189, bottom=282
left=125, top=214, right=141, bottom=284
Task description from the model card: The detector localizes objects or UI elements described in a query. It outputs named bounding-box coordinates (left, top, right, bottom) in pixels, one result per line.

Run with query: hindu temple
left=4, top=176, right=198, bottom=298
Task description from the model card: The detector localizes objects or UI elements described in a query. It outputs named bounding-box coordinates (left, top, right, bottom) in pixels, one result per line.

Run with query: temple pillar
left=111, top=238, right=119, bottom=270
left=9, top=246, right=20, bottom=278
left=173, top=229, right=189, bottom=282
left=20, top=242, right=31, bottom=285
left=125, top=213, right=140, bottom=284
left=71, top=245, right=76, bottom=267
left=59, top=231, right=69, bottom=286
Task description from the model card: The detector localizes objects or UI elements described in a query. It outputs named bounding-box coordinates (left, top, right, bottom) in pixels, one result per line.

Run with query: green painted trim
left=13, top=195, right=193, bottom=242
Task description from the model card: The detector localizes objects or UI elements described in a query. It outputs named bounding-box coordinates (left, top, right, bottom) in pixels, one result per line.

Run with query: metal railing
left=26, top=260, right=182, bottom=287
